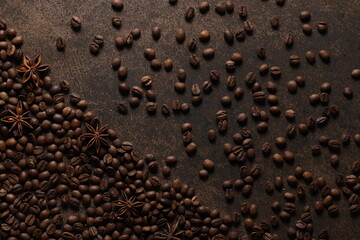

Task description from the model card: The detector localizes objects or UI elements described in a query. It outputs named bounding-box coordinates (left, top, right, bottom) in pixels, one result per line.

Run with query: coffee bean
left=125, top=33, right=133, bottom=46
left=203, top=48, right=215, bottom=59
left=117, top=101, right=127, bottom=114
left=161, top=104, right=170, bottom=115
left=244, top=20, right=254, bottom=33
left=70, top=16, right=81, bottom=30
left=89, top=42, right=100, bottom=54
left=351, top=69, right=360, bottom=80
left=300, top=11, right=311, bottom=22
left=270, top=66, right=281, bottom=76
left=189, top=55, right=201, bottom=68
left=177, top=68, right=187, bottom=82
left=131, top=28, right=141, bottom=39
left=238, top=5, right=248, bottom=19
left=56, top=37, right=65, bottom=51
left=140, top=76, right=152, bottom=87
left=225, top=1, right=234, bottom=13
left=199, top=2, right=210, bottom=13
left=199, top=30, right=210, bottom=42
left=112, top=16, right=122, bottom=28
left=221, top=96, right=232, bottom=107
left=185, top=7, right=195, bottom=21
left=224, top=29, right=234, bottom=44
left=168, top=0, right=177, bottom=4
left=163, top=59, right=173, bottom=71
left=174, top=82, right=186, bottom=93
left=284, top=34, right=294, bottom=48
left=146, top=102, right=157, bottom=114
left=227, top=75, right=237, bottom=89
left=305, top=51, right=316, bottom=64
left=343, top=87, right=353, bottom=98
left=150, top=59, right=162, bottom=71
left=302, top=24, right=312, bottom=35
left=259, top=64, right=269, bottom=75
left=235, top=28, right=246, bottom=41
left=187, top=38, right=197, bottom=52
left=289, top=55, right=300, bottom=66
left=225, top=60, right=236, bottom=72
left=270, top=16, right=280, bottom=29
left=129, top=97, right=139, bottom=108
left=319, top=50, right=330, bottom=63
left=111, top=0, right=124, bottom=11
left=152, top=26, right=161, bottom=40
left=144, top=48, right=156, bottom=60
left=115, top=36, right=125, bottom=48
left=253, top=91, right=266, bottom=102
left=318, top=22, right=328, bottom=34
left=117, top=66, right=128, bottom=80
left=186, top=142, right=197, bottom=155
left=208, top=129, right=217, bottom=142
left=111, top=57, right=121, bottom=70
left=210, top=70, right=220, bottom=84
left=175, top=28, right=186, bottom=43
left=215, top=2, right=226, bottom=15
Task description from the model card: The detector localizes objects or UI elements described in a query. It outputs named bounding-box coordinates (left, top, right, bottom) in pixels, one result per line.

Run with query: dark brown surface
left=1, top=0, right=360, bottom=238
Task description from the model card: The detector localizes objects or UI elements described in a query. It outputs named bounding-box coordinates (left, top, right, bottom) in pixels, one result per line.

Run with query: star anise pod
left=154, top=219, right=184, bottom=240
left=1, top=101, right=33, bottom=136
left=112, top=191, right=145, bottom=219
left=81, top=123, right=110, bottom=153
left=16, top=55, right=49, bottom=87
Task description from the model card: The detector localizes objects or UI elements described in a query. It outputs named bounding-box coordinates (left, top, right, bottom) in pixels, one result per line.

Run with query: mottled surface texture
left=1, top=0, right=360, bottom=238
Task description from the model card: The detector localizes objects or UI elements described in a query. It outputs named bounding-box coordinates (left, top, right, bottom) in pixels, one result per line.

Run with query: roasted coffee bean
left=70, top=16, right=81, bottom=30
left=93, top=35, right=104, bottom=46
left=285, top=34, right=294, bottom=48
left=215, top=2, right=226, bottom=15
left=112, top=0, right=124, bottom=11
left=203, top=48, right=215, bottom=59
left=225, top=60, right=236, bottom=72
left=112, top=16, right=122, bottom=28
left=144, top=48, right=156, bottom=60
left=56, top=37, right=65, bottom=51
left=187, top=38, right=197, bottom=52
left=318, top=22, right=328, bottom=34
left=163, top=59, right=173, bottom=71
left=189, top=55, right=201, bottom=68
left=270, top=66, right=281, bottom=76
left=150, top=59, right=162, bottom=71
left=208, top=129, right=217, bottom=142
left=302, top=24, right=312, bottom=35
left=300, top=11, right=311, bottom=22
left=259, top=64, right=269, bottom=75
left=351, top=69, right=360, bottom=80
left=210, top=70, right=220, bottom=83
left=289, top=55, right=300, bottom=66
left=244, top=20, right=254, bottom=33
left=224, top=29, right=234, bottom=44
left=235, top=28, right=246, bottom=41
left=319, top=50, right=330, bottom=63
left=225, top=1, right=234, bottom=13
left=270, top=16, right=280, bottom=29
left=237, top=5, right=248, bottom=19
left=175, top=28, right=186, bottom=43
left=152, top=26, right=161, bottom=40
left=199, top=30, right=211, bottom=42
left=199, top=2, right=210, bottom=13
left=125, top=33, right=133, bottom=46
left=227, top=76, right=236, bottom=88
left=161, top=104, right=170, bottom=116
left=89, top=42, right=100, bottom=54
left=306, top=51, right=316, bottom=64
left=185, top=7, right=195, bottom=21
left=145, top=102, right=157, bottom=113
left=111, top=57, right=121, bottom=70
left=115, top=36, right=125, bottom=48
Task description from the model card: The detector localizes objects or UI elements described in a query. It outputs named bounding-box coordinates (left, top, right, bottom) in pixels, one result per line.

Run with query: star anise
left=81, top=123, right=110, bottom=153
left=1, top=101, right=33, bottom=136
left=154, top=219, right=184, bottom=240
left=112, top=191, right=145, bottom=219
left=16, top=55, right=49, bottom=87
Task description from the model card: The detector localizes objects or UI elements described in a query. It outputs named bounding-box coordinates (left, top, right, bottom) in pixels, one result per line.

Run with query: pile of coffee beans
left=1, top=0, right=360, bottom=239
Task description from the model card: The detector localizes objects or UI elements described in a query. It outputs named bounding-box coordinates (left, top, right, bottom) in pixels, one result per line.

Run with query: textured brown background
left=1, top=0, right=360, bottom=239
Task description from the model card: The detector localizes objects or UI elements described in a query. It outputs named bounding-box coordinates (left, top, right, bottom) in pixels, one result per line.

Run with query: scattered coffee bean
left=318, top=22, right=328, bottom=34
left=70, top=16, right=81, bottom=30
left=199, top=1, right=210, bottom=13
left=111, top=0, right=124, bottom=11
left=270, top=16, right=280, bottom=29
left=175, top=28, right=186, bottom=43
left=152, top=26, right=161, bottom=40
